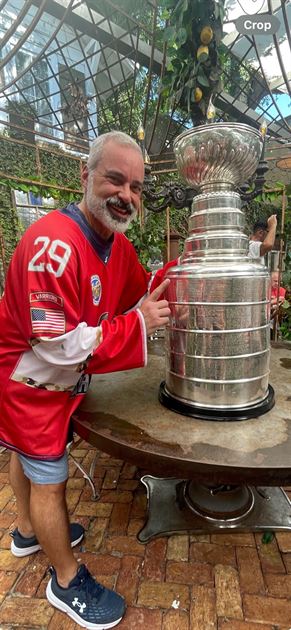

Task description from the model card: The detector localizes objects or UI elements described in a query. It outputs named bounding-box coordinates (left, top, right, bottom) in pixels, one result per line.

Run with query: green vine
left=39, top=148, right=81, bottom=189
left=0, top=135, right=82, bottom=283
left=0, top=138, right=38, bottom=179
left=160, top=0, right=226, bottom=123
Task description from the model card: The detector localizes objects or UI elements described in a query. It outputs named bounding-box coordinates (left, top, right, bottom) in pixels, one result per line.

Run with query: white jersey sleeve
left=32, top=323, right=103, bottom=370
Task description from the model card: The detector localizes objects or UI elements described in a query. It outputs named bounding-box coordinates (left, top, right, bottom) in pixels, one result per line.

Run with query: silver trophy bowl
left=160, top=123, right=274, bottom=420
left=173, top=123, right=263, bottom=191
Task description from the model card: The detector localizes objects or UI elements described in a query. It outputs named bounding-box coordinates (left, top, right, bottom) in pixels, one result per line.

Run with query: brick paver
left=1, top=444, right=291, bottom=629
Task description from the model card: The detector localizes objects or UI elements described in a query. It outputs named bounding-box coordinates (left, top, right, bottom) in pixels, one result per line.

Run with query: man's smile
left=108, top=206, right=129, bottom=224
left=106, top=198, right=134, bottom=221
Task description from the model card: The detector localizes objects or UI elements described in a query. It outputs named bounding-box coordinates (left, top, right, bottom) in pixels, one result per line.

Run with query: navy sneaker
left=46, top=563, right=125, bottom=629
left=10, top=522, right=84, bottom=557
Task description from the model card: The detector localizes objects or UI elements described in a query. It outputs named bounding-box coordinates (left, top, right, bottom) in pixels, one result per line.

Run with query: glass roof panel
left=0, top=0, right=289, bottom=186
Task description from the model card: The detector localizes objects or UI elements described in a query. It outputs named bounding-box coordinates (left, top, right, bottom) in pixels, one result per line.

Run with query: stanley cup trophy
left=159, top=122, right=275, bottom=420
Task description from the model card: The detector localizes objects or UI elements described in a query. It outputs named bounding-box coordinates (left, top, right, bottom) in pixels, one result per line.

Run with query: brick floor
left=1, top=444, right=291, bottom=630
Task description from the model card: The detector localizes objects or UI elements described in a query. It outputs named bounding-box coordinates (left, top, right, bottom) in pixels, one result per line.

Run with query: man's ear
left=81, top=165, right=89, bottom=190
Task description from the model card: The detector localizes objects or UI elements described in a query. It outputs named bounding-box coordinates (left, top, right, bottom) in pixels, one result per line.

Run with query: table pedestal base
left=138, top=476, right=291, bottom=543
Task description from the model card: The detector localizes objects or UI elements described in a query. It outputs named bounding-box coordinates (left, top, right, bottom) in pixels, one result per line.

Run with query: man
left=270, top=269, right=286, bottom=322
left=0, top=131, right=170, bottom=629
left=248, top=214, right=277, bottom=263
left=271, top=269, right=286, bottom=303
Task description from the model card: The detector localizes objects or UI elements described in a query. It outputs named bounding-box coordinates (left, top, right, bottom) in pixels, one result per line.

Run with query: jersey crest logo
left=91, top=275, right=102, bottom=306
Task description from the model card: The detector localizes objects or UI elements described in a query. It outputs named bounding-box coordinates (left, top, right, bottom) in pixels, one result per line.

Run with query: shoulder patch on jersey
left=91, top=275, right=102, bottom=306
left=30, top=292, right=64, bottom=306
left=30, top=308, right=66, bottom=335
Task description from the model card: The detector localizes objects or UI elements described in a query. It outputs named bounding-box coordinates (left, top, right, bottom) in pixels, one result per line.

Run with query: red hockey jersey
left=0, top=204, right=150, bottom=458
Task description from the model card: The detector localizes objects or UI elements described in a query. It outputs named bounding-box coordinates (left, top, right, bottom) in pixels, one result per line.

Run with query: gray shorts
left=18, top=451, right=69, bottom=484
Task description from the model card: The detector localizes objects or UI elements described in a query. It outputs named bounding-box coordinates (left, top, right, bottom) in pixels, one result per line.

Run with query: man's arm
left=87, top=279, right=171, bottom=374
left=260, top=214, right=277, bottom=256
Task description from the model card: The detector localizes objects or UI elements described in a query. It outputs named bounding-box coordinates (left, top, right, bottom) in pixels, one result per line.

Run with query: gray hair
left=87, top=131, right=143, bottom=172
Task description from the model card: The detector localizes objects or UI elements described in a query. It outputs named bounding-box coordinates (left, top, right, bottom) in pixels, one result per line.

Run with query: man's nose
left=118, top=183, right=131, bottom=204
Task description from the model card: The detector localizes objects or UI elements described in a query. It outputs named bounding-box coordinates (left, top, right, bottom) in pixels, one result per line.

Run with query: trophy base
left=159, top=382, right=275, bottom=421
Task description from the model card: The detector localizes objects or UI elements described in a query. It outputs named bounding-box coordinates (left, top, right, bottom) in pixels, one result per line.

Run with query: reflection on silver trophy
left=161, top=123, right=274, bottom=417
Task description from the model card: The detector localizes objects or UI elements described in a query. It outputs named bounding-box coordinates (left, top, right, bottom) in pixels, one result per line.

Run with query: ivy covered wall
left=0, top=136, right=83, bottom=187
left=0, top=135, right=83, bottom=289
left=0, top=183, right=19, bottom=273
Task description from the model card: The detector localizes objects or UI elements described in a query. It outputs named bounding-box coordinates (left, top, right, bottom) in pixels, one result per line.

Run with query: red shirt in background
left=271, top=286, right=286, bottom=301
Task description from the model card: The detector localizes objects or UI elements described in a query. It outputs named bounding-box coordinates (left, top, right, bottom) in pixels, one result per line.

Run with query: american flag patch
left=30, top=308, right=65, bottom=334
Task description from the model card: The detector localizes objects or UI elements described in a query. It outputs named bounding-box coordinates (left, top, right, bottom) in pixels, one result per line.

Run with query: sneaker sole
left=11, top=531, right=84, bottom=557
left=11, top=540, right=41, bottom=557
left=46, top=579, right=123, bottom=629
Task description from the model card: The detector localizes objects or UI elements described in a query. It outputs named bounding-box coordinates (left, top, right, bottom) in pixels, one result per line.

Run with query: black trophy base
left=159, top=382, right=275, bottom=422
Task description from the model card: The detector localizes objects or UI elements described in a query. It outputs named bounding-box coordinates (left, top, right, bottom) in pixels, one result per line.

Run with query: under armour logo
left=72, top=597, right=86, bottom=614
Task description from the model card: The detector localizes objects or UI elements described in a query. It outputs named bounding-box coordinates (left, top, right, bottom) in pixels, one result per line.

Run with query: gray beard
left=86, top=179, right=137, bottom=234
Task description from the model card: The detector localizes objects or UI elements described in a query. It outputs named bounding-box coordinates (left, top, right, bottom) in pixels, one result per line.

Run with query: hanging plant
left=160, top=0, right=226, bottom=124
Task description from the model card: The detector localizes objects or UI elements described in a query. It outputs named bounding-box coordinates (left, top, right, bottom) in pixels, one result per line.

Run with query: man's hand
left=260, top=214, right=277, bottom=255
left=267, top=214, right=277, bottom=230
left=140, top=279, right=171, bottom=335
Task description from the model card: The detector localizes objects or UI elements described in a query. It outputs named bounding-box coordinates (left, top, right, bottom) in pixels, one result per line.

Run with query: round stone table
left=73, top=341, right=291, bottom=542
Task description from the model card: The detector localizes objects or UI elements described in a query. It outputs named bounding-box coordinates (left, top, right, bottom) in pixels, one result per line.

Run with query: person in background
left=271, top=269, right=286, bottom=303
left=271, top=269, right=286, bottom=322
left=248, top=214, right=277, bottom=263
left=0, top=131, right=171, bottom=629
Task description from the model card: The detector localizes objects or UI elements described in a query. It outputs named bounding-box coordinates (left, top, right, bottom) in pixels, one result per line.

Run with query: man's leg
left=9, top=452, right=76, bottom=581
left=9, top=451, right=34, bottom=537
left=12, top=452, right=125, bottom=627
left=30, top=481, right=78, bottom=586
left=13, top=451, right=79, bottom=584
left=10, top=452, right=84, bottom=560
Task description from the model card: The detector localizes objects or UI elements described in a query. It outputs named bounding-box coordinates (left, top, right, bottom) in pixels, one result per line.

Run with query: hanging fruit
left=194, top=87, right=203, bottom=102
left=197, top=45, right=209, bottom=60
left=200, top=25, right=214, bottom=45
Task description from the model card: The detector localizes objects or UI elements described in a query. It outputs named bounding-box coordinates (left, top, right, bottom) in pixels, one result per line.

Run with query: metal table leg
left=68, top=440, right=100, bottom=501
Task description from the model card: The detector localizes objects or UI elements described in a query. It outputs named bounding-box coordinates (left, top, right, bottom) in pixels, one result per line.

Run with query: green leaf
left=197, top=69, right=210, bottom=87
left=160, top=8, right=171, bottom=19
left=163, top=26, right=176, bottom=42
left=177, top=27, right=187, bottom=45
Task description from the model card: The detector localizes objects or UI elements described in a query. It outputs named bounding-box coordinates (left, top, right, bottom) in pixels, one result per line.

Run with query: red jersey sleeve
left=4, top=218, right=81, bottom=345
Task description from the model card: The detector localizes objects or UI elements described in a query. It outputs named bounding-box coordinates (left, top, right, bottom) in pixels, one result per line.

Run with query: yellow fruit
left=194, top=87, right=203, bottom=102
left=200, top=26, right=213, bottom=45
left=197, top=45, right=209, bottom=60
